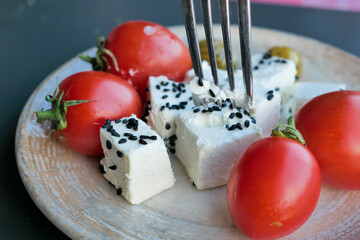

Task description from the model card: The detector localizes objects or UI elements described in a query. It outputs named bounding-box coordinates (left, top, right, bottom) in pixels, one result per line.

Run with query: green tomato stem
left=271, top=116, right=306, bottom=146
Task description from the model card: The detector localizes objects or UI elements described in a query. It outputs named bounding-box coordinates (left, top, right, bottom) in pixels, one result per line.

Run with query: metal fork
left=181, top=0, right=253, bottom=109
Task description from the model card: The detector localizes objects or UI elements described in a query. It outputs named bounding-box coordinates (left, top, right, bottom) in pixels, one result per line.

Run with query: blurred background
left=1, top=0, right=359, bottom=239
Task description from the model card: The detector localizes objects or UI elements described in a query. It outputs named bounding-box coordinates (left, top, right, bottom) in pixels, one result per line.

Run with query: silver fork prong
left=200, top=0, right=219, bottom=86
left=181, top=0, right=204, bottom=80
left=219, top=0, right=235, bottom=91
left=237, top=0, right=253, bottom=108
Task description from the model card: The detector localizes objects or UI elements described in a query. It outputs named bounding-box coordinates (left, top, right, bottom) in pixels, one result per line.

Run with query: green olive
left=268, top=46, right=302, bottom=80
left=199, top=39, right=238, bottom=70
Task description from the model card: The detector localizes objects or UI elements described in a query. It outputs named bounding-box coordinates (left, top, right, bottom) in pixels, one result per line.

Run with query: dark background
left=1, top=0, right=359, bottom=239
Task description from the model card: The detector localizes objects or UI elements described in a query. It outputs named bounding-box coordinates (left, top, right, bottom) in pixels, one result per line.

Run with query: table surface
left=1, top=0, right=360, bottom=239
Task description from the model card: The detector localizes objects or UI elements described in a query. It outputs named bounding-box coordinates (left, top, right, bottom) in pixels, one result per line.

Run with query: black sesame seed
left=281, top=60, right=287, bottom=64
left=109, top=165, right=117, bottom=170
left=180, top=101, right=188, bottom=105
left=105, top=119, right=111, bottom=124
left=166, top=102, right=170, bottom=108
left=267, top=90, right=274, bottom=94
left=118, top=138, right=127, bottom=144
left=275, top=87, right=280, bottom=91
left=244, top=110, right=250, bottom=116
left=140, top=135, right=149, bottom=139
left=192, top=182, right=196, bottom=187
left=139, top=139, right=147, bottom=145
left=115, top=119, right=121, bottom=123
left=229, top=113, right=235, bottom=119
left=208, top=108, right=213, bottom=112
left=179, top=105, right=185, bottom=110
left=198, top=78, right=203, bottom=86
left=189, top=97, right=193, bottom=100
left=275, top=59, right=282, bottom=63
left=165, top=123, right=171, bottom=130
left=202, top=109, right=208, bottom=113
left=244, top=120, right=250, bottom=128
left=146, top=87, right=149, bottom=91
left=102, top=123, right=110, bottom=129
left=106, top=140, right=112, bottom=149
left=236, top=122, right=243, bottom=130
left=267, top=93, right=274, bottom=101
left=162, top=95, right=168, bottom=99
left=163, top=88, right=170, bottom=92
left=99, top=164, right=105, bottom=174
left=124, top=133, right=133, bottom=137
left=193, top=108, right=200, bottom=113
left=160, top=106, right=165, bottom=111
left=175, top=93, right=181, bottom=98
left=111, top=131, right=120, bottom=137
left=212, top=106, right=221, bottom=111
left=251, top=117, right=256, bottom=124
left=170, top=148, right=175, bottom=154
left=225, top=124, right=230, bottom=129
left=133, top=125, right=138, bottom=131
left=228, top=125, right=236, bottom=131
left=117, top=188, right=122, bottom=195
left=263, top=53, right=271, bottom=59
left=122, top=119, right=128, bottom=124
left=126, top=123, right=132, bottom=129
left=209, top=89, right=216, bottom=98
left=172, top=88, right=177, bottom=92
left=236, top=112, right=243, bottom=119
left=254, top=66, right=259, bottom=70
left=169, top=135, right=177, bottom=141
left=117, top=151, right=123, bottom=157
left=156, top=84, right=160, bottom=90
left=107, top=125, right=113, bottom=132
left=181, top=89, right=186, bottom=93
left=129, top=135, right=137, bottom=141
left=229, top=103, right=234, bottom=109
left=149, top=135, right=157, bottom=140
left=259, top=60, right=264, bottom=64
left=221, top=103, right=227, bottom=108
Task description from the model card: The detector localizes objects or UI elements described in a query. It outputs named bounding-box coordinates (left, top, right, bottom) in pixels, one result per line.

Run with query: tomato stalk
left=78, top=36, right=119, bottom=72
left=35, top=84, right=95, bottom=130
left=271, top=116, right=306, bottom=145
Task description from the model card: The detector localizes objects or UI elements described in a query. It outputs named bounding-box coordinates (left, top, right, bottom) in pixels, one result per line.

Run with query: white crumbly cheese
left=99, top=115, right=175, bottom=204
left=146, top=76, right=194, bottom=153
left=295, top=81, right=346, bottom=111
left=175, top=102, right=262, bottom=189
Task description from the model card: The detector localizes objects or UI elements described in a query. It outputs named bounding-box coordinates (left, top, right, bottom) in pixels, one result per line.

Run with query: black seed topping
left=208, top=108, right=213, bottom=112
left=250, top=117, right=256, bottom=124
left=106, top=140, right=112, bottom=149
left=212, top=106, right=221, bottom=111
left=244, top=110, right=250, bottom=116
left=170, top=148, right=175, bottom=154
left=259, top=60, right=264, bottom=64
left=118, top=138, right=127, bottom=144
left=117, top=188, right=122, bottom=195
left=275, top=87, right=280, bottom=91
left=267, top=93, right=274, bottom=101
left=229, top=113, right=235, bottom=119
left=149, top=135, right=157, bottom=140
left=160, top=106, right=165, bottom=111
left=140, top=135, right=149, bottom=139
left=107, top=125, right=113, bottom=132
left=139, top=139, right=147, bottom=145
left=109, top=165, right=117, bottom=170
left=126, top=123, right=132, bottom=129
left=162, top=95, right=168, bottom=99
left=163, top=88, right=170, bottom=92
left=129, top=135, right=137, bottom=141
left=111, top=131, right=120, bottom=137
left=209, top=89, right=216, bottom=98
left=193, top=108, right=200, bottom=113
left=263, top=53, right=271, bottom=59
left=114, top=119, right=121, bottom=123
left=172, top=88, right=177, bottom=92
left=229, top=103, right=234, bottom=109
left=225, top=124, right=230, bottom=129
left=122, top=119, right=128, bottom=124
left=228, top=124, right=236, bottom=131
left=267, top=90, right=274, bottom=94
left=236, top=122, right=243, bottom=130
left=236, top=112, right=243, bottom=119
left=156, top=84, right=160, bottom=90
left=99, top=164, right=105, bottom=174
left=117, top=151, right=123, bottom=157
left=202, top=109, right=208, bottom=113
left=180, top=101, right=187, bottom=105
left=105, top=119, right=111, bottom=124
left=221, top=103, right=227, bottom=108
left=165, top=123, right=171, bottom=130
left=281, top=60, right=287, bottom=63
left=254, top=66, right=259, bottom=70
left=166, top=102, right=170, bottom=108
left=198, top=78, right=203, bottom=86
left=244, top=120, right=250, bottom=128
left=192, top=182, right=196, bottom=187
left=102, top=123, right=110, bottom=129
left=189, top=97, right=193, bottom=100
left=175, top=93, right=181, bottom=98
left=160, top=81, right=169, bottom=86
left=146, top=87, right=149, bottom=91
left=124, top=133, right=133, bottom=137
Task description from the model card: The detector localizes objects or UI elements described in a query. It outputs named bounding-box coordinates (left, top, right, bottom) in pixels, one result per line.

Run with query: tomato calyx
left=271, top=116, right=306, bottom=145
left=35, top=84, right=95, bottom=131
left=78, top=36, right=119, bottom=72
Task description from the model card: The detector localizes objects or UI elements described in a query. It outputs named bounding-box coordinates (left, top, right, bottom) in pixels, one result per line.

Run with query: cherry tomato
left=295, top=90, right=360, bottom=190
left=37, top=71, right=142, bottom=156
left=227, top=137, right=321, bottom=240
left=104, top=21, right=192, bottom=101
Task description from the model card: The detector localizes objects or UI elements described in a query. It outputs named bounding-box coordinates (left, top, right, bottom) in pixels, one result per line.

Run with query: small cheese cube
left=100, top=115, right=175, bottom=204
left=175, top=103, right=262, bottom=189
left=147, top=76, right=194, bottom=153
left=295, top=81, right=346, bottom=111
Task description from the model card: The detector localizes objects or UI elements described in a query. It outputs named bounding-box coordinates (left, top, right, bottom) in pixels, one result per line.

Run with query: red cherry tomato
left=42, top=71, right=142, bottom=156
left=295, top=90, right=360, bottom=190
left=104, top=21, right=192, bottom=101
left=227, top=137, right=321, bottom=240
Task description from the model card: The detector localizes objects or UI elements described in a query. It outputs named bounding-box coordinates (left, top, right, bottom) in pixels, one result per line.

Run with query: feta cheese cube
left=295, top=81, right=347, bottom=111
left=175, top=103, right=262, bottom=189
left=147, top=76, right=194, bottom=153
left=100, top=115, right=175, bottom=204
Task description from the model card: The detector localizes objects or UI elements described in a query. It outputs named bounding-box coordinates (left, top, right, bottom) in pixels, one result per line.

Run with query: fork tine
left=237, top=0, right=254, bottom=108
left=219, top=0, right=235, bottom=91
left=181, top=0, right=204, bottom=81
left=200, top=0, right=219, bottom=86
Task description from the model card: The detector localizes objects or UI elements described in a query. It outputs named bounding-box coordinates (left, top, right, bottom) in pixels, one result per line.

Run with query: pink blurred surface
left=252, top=0, right=360, bottom=12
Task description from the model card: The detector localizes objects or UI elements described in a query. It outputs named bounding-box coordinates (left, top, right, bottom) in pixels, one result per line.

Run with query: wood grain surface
left=15, top=26, right=360, bottom=239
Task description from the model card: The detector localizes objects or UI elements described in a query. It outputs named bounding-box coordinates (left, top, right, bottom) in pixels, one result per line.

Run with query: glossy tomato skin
left=295, top=90, right=360, bottom=190
left=54, top=71, right=142, bottom=156
left=105, top=21, right=192, bottom=101
left=227, top=137, right=321, bottom=240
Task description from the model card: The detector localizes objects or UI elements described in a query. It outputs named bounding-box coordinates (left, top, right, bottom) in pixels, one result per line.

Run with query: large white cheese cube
left=100, top=115, right=175, bottom=204
left=146, top=76, right=194, bottom=153
left=175, top=103, right=262, bottom=189
left=295, top=81, right=346, bottom=111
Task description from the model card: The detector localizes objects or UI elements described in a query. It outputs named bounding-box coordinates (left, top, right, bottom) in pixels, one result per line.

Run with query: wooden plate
left=15, top=25, right=360, bottom=239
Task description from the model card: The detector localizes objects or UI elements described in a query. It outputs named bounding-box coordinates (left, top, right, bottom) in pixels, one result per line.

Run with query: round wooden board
left=16, top=25, right=360, bottom=239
